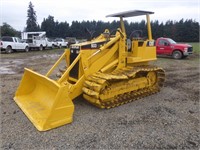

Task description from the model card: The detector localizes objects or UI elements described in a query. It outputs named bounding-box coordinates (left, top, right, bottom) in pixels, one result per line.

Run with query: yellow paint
left=14, top=69, right=74, bottom=131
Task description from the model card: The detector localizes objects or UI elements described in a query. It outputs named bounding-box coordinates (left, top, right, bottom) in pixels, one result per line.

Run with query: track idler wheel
left=147, top=71, right=157, bottom=86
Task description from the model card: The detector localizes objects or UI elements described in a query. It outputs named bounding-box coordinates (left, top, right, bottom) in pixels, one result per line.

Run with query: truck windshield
left=167, top=38, right=176, bottom=44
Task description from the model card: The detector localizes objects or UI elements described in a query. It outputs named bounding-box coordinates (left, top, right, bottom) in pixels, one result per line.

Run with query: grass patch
left=188, top=42, right=200, bottom=54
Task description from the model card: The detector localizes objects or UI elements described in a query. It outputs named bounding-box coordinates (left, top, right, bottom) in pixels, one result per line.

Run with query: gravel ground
left=1, top=50, right=199, bottom=149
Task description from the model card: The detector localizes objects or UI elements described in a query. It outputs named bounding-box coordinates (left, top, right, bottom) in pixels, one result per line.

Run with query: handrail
left=45, top=51, right=67, bottom=77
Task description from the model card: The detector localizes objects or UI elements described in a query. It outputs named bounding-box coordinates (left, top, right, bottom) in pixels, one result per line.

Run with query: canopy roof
left=106, top=10, right=154, bottom=18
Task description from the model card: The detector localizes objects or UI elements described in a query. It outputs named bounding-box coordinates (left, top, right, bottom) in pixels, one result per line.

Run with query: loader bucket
left=14, top=68, right=74, bottom=131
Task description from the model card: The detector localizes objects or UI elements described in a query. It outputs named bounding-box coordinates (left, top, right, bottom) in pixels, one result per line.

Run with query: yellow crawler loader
left=14, top=10, right=165, bottom=131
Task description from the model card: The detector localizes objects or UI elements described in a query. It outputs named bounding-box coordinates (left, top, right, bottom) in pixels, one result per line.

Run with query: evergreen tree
left=1, top=23, right=20, bottom=37
left=39, top=14, right=199, bottom=42
left=41, top=15, right=55, bottom=37
left=163, top=20, right=174, bottom=38
left=56, top=21, right=70, bottom=38
left=70, top=21, right=84, bottom=39
left=26, top=1, right=39, bottom=32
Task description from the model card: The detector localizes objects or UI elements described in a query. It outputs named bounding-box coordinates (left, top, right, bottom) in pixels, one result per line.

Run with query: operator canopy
left=106, top=10, right=154, bottom=18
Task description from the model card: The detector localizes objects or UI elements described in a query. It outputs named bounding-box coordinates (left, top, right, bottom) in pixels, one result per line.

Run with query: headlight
left=184, top=47, right=188, bottom=51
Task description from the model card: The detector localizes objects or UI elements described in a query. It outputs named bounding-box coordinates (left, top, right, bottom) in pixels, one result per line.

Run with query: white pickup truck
left=46, top=38, right=57, bottom=49
left=0, top=36, right=29, bottom=53
left=54, top=38, right=68, bottom=48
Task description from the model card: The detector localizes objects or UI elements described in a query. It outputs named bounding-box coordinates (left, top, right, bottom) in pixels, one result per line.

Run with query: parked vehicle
left=0, top=36, right=29, bottom=53
left=45, top=38, right=56, bottom=49
left=156, top=37, right=193, bottom=59
left=66, top=37, right=78, bottom=47
left=21, top=31, right=55, bottom=50
left=54, top=38, right=68, bottom=48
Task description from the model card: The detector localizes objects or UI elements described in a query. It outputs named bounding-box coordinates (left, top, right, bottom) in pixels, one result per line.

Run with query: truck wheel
left=39, top=45, right=43, bottom=51
left=24, top=46, right=29, bottom=52
left=172, top=51, right=183, bottom=59
left=59, top=44, right=62, bottom=49
left=6, top=46, right=12, bottom=54
left=52, top=44, right=55, bottom=49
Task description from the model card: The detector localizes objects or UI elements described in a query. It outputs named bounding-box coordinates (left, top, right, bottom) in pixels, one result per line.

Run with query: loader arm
left=58, top=34, right=121, bottom=99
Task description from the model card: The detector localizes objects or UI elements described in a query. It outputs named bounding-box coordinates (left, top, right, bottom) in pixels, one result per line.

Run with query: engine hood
left=70, top=39, right=109, bottom=50
left=171, top=43, right=192, bottom=48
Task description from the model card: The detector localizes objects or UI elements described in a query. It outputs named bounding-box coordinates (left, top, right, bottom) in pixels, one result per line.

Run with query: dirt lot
left=1, top=49, right=199, bottom=149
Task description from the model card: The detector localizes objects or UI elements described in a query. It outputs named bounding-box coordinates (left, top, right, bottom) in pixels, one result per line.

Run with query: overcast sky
left=0, top=0, right=199, bottom=31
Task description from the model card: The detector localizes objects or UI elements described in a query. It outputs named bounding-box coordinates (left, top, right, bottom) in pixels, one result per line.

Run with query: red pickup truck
left=156, top=37, right=193, bottom=59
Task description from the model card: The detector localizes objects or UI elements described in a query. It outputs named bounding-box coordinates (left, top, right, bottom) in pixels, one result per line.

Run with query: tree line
left=41, top=17, right=199, bottom=42
left=1, top=2, right=199, bottom=42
